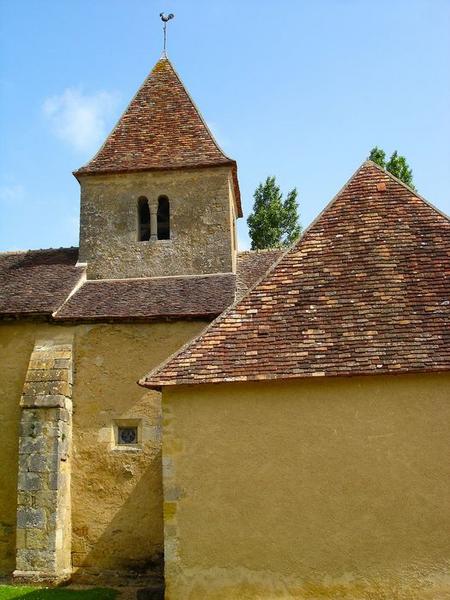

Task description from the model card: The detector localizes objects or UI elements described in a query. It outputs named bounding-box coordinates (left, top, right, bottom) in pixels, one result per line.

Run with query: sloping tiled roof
left=0, top=247, right=279, bottom=322
left=54, top=274, right=237, bottom=321
left=75, top=57, right=242, bottom=216
left=236, top=249, right=285, bottom=298
left=141, top=161, right=450, bottom=388
left=0, top=248, right=84, bottom=318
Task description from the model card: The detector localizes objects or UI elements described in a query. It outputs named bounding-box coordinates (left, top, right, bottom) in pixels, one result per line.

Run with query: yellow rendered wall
left=0, top=319, right=208, bottom=580
left=0, top=323, right=39, bottom=575
left=70, top=321, right=208, bottom=582
left=163, top=373, right=450, bottom=600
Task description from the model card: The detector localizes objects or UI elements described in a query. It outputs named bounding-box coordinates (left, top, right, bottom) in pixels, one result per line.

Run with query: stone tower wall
left=78, top=166, right=237, bottom=280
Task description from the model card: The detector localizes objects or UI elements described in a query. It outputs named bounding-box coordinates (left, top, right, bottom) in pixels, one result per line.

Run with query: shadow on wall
left=71, top=458, right=164, bottom=586
left=0, top=588, right=118, bottom=599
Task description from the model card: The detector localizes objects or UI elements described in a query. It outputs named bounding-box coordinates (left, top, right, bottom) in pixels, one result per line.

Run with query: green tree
left=368, top=146, right=386, bottom=167
left=368, top=146, right=416, bottom=190
left=247, top=176, right=301, bottom=250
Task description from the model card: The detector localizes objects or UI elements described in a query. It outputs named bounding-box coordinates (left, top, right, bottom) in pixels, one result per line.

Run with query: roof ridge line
left=238, top=249, right=284, bottom=255
left=73, top=66, right=150, bottom=176
left=73, top=57, right=179, bottom=176
left=82, top=272, right=236, bottom=284
left=52, top=269, right=87, bottom=318
left=166, top=57, right=233, bottom=163
left=0, top=246, right=78, bottom=256
left=366, top=160, right=450, bottom=223
left=297, top=161, right=372, bottom=245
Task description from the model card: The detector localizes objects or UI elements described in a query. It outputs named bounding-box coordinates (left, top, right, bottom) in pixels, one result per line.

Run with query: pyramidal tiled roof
left=141, top=161, right=450, bottom=388
left=75, top=56, right=242, bottom=215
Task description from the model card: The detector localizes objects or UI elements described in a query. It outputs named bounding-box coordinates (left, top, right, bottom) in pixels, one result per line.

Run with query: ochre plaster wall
left=0, top=319, right=208, bottom=581
left=0, top=323, right=39, bottom=575
left=70, top=321, right=208, bottom=583
left=78, top=167, right=236, bottom=280
left=163, top=373, right=450, bottom=599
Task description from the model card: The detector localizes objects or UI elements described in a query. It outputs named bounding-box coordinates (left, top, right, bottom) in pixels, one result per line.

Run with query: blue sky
left=1, top=0, right=449, bottom=252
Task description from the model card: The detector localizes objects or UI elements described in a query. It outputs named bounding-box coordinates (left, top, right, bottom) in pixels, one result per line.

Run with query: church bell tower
left=74, top=56, right=241, bottom=280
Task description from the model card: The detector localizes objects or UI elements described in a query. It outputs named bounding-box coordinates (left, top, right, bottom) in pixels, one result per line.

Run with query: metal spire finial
left=160, top=12, right=175, bottom=56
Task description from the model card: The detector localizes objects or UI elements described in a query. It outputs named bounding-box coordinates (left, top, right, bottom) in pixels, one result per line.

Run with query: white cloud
left=43, top=88, right=119, bottom=153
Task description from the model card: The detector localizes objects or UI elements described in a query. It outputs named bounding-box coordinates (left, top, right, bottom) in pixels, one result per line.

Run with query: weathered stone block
left=22, top=381, right=71, bottom=398
left=34, top=489, right=57, bottom=510
left=21, top=394, right=69, bottom=409
left=48, top=471, right=60, bottom=490
left=19, top=436, right=45, bottom=455
left=56, top=408, right=71, bottom=422
left=17, top=507, right=46, bottom=529
left=53, top=358, right=71, bottom=369
left=26, top=528, right=48, bottom=550
left=28, top=358, right=52, bottom=370
left=18, top=472, right=42, bottom=492
left=18, top=453, right=30, bottom=470
left=20, top=409, right=40, bottom=423
left=16, top=548, right=56, bottom=571
left=20, top=420, right=43, bottom=437
left=17, top=491, right=33, bottom=507
left=29, top=452, right=59, bottom=473
left=53, top=348, right=72, bottom=357
left=26, top=369, right=72, bottom=384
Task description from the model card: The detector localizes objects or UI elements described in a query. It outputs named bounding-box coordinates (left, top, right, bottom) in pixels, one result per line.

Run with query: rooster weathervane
left=160, top=13, right=175, bottom=56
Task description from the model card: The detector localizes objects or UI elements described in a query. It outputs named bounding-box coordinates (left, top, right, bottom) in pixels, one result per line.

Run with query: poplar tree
left=247, top=176, right=301, bottom=250
left=369, top=146, right=416, bottom=190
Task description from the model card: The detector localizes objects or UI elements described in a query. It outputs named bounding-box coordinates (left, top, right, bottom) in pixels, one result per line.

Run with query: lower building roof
left=140, top=161, right=450, bottom=388
left=0, top=248, right=83, bottom=318
left=0, top=247, right=280, bottom=322
left=53, top=274, right=237, bottom=321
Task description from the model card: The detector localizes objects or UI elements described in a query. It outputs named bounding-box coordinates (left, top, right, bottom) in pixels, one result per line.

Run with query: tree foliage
left=247, top=176, right=301, bottom=250
left=368, top=146, right=416, bottom=190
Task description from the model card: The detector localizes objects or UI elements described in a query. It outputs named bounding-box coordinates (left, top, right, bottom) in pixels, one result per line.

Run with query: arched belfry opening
left=138, top=197, right=150, bottom=241
left=157, top=196, right=170, bottom=240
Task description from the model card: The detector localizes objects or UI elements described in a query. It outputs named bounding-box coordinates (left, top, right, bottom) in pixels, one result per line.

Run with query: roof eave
left=140, top=365, right=450, bottom=390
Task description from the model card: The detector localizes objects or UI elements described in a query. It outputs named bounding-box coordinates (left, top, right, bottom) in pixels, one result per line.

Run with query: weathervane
left=160, top=12, right=175, bottom=56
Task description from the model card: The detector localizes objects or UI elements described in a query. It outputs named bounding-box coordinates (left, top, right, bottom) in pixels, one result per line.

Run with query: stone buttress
left=13, top=341, right=73, bottom=583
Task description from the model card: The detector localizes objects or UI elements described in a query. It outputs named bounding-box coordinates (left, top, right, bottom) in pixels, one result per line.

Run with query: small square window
left=118, top=426, right=138, bottom=445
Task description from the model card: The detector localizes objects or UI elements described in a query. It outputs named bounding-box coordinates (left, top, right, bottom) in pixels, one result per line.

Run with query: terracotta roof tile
left=0, top=248, right=84, bottom=318
left=53, top=274, right=237, bottom=321
left=75, top=57, right=242, bottom=216
left=141, top=161, right=450, bottom=388
left=236, top=249, right=284, bottom=298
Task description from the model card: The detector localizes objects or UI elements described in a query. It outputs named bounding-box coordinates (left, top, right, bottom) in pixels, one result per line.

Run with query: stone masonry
left=14, top=341, right=73, bottom=584
left=77, top=167, right=237, bottom=280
